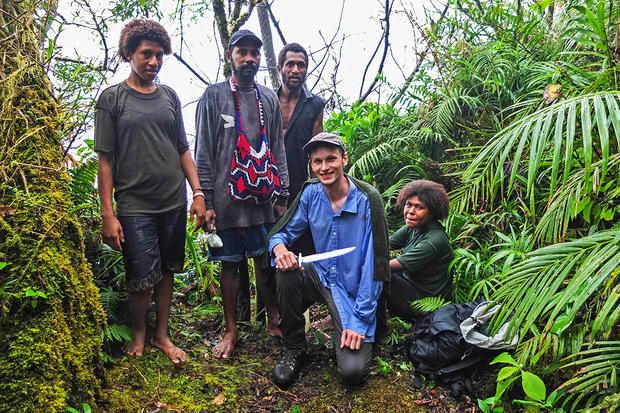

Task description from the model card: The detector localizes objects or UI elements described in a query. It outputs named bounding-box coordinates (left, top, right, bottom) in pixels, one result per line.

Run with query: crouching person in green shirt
left=388, top=180, right=454, bottom=321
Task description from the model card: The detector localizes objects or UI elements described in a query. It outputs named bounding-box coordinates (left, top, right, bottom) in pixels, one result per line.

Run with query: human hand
left=190, top=197, right=206, bottom=232
left=273, top=204, right=287, bottom=220
left=101, top=215, right=124, bottom=251
left=340, top=329, right=365, bottom=351
left=272, top=243, right=300, bottom=271
left=202, top=209, right=216, bottom=232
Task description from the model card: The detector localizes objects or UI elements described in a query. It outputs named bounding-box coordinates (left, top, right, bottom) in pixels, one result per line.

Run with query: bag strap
left=229, top=77, right=268, bottom=149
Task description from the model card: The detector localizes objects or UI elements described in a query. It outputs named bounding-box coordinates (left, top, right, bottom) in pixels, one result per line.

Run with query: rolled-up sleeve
left=194, top=92, right=215, bottom=209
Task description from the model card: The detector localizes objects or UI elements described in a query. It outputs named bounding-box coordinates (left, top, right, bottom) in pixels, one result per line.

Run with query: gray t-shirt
left=195, top=79, right=289, bottom=231
left=94, top=81, right=189, bottom=215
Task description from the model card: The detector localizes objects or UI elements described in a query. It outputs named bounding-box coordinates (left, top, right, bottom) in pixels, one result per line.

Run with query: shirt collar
left=341, top=177, right=359, bottom=214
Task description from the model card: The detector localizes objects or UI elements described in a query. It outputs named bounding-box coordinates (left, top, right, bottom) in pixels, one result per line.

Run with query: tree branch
left=390, top=3, right=449, bottom=105
left=173, top=53, right=210, bottom=86
left=357, top=0, right=393, bottom=104
left=265, top=0, right=286, bottom=45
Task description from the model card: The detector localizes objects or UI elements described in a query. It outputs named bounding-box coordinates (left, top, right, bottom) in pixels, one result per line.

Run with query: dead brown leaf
left=0, top=206, right=15, bottom=216
left=212, top=393, right=226, bottom=406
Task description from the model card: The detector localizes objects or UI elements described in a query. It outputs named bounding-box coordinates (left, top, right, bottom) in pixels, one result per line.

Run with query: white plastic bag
left=460, top=301, right=519, bottom=350
left=205, top=231, right=223, bottom=248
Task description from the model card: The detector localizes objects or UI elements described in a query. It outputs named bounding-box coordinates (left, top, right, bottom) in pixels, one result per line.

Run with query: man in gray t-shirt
left=195, top=29, right=289, bottom=359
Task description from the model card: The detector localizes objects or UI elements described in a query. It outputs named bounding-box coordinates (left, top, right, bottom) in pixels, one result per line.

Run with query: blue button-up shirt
left=269, top=178, right=383, bottom=342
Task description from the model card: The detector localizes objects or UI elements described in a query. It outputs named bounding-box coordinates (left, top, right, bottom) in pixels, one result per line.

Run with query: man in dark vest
left=267, top=133, right=390, bottom=387
left=277, top=43, right=325, bottom=202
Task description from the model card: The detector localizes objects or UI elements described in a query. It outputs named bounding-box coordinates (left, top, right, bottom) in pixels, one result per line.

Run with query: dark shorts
left=208, top=223, right=273, bottom=263
left=118, top=206, right=186, bottom=292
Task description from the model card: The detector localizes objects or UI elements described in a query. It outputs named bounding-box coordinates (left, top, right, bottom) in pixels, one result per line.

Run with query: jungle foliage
left=2, top=0, right=619, bottom=411
left=327, top=0, right=619, bottom=410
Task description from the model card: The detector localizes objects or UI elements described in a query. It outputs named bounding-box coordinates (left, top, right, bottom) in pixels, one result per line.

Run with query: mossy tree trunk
left=0, top=0, right=106, bottom=411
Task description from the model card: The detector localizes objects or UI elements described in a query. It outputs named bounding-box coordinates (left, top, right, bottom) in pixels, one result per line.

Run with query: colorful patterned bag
left=227, top=78, right=281, bottom=204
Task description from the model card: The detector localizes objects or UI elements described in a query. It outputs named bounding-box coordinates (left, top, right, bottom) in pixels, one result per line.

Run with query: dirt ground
left=99, top=297, right=484, bottom=412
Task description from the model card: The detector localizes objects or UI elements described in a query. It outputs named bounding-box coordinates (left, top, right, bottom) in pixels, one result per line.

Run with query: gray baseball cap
left=302, top=132, right=347, bottom=155
left=228, top=29, right=262, bottom=50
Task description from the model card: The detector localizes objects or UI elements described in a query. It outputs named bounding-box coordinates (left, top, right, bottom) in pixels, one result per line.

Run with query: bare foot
left=150, top=337, right=186, bottom=366
left=266, top=322, right=282, bottom=338
left=212, top=331, right=239, bottom=359
left=122, top=330, right=145, bottom=356
left=312, top=315, right=334, bottom=331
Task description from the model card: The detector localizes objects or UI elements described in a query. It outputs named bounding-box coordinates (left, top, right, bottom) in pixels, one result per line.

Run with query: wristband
left=193, top=192, right=205, bottom=198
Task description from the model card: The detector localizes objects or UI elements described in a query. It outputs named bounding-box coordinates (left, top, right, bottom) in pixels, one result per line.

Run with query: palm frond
left=536, top=153, right=620, bottom=242
left=556, top=341, right=620, bottom=411
left=490, top=229, right=620, bottom=360
left=458, top=91, right=620, bottom=213
left=68, top=158, right=99, bottom=211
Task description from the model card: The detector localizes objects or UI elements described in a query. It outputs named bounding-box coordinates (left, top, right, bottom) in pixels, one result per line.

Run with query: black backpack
left=407, top=302, right=495, bottom=396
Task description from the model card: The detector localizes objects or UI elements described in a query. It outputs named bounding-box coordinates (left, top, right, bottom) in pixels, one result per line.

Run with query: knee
left=338, top=356, right=369, bottom=386
left=276, top=269, right=300, bottom=292
left=220, top=261, right=240, bottom=281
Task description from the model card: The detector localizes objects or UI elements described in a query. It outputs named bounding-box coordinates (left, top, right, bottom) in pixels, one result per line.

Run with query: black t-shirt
left=94, top=81, right=189, bottom=215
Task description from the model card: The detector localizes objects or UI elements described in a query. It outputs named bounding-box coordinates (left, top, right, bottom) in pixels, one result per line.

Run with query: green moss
left=0, top=1, right=106, bottom=411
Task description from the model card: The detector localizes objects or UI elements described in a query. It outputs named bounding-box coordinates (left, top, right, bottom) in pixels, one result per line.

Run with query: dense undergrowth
left=2, top=0, right=619, bottom=411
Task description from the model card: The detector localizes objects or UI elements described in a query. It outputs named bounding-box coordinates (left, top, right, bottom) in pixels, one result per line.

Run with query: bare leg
left=212, top=261, right=240, bottom=359
left=254, top=263, right=282, bottom=338
left=123, top=289, right=150, bottom=356
left=150, top=272, right=186, bottom=365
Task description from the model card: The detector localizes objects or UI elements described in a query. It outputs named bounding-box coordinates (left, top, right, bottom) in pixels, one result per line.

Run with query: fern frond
left=410, top=296, right=451, bottom=314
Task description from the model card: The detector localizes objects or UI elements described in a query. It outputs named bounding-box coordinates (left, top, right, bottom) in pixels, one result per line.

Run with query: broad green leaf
left=521, top=370, right=546, bottom=402
left=497, top=366, right=519, bottom=381
left=550, top=313, right=571, bottom=335
left=491, top=352, right=519, bottom=367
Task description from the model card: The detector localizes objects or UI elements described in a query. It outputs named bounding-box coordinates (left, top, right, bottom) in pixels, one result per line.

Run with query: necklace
left=229, top=77, right=266, bottom=145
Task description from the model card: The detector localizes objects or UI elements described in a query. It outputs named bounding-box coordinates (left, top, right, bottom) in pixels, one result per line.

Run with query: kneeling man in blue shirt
left=267, top=132, right=390, bottom=387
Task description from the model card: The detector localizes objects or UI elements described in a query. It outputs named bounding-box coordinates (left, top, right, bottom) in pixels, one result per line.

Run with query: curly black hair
left=118, top=19, right=171, bottom=62
left=277, top=42, right=308, bottom=68
left=395, top=180, right=450, bottom=220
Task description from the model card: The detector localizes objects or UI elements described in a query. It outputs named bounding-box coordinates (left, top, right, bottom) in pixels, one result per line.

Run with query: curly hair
left=118, top=19, right=171, bottom=62
left=395, top=180, right=450, bottom=220
left=278, top=42, right=308, bottom=68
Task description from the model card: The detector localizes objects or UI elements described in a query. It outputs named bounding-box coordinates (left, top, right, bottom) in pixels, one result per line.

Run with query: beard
left=231, top=61, right=258, bottom=84
left=282, top=73, right=304, bottom=91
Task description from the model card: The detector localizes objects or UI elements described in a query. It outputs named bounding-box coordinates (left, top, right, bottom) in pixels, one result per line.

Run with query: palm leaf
left=556, top=341, right=620, bottom=410
left=457, top=91, right=620, bottom=212
left=490, top=229, right=620, bottom=358
left=536, top=153, right=620, bottom=242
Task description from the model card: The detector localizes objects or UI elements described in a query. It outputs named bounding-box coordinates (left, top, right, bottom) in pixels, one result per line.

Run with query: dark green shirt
left=389, top=221, right=453, bottom=299
left=94, top=81, right=189, bottom=216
